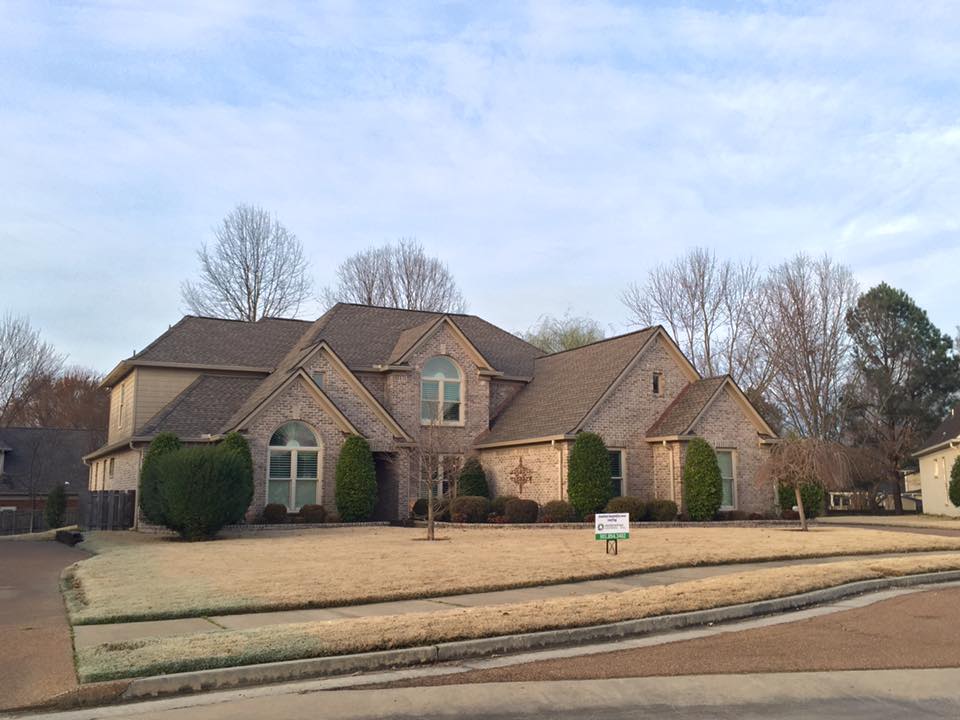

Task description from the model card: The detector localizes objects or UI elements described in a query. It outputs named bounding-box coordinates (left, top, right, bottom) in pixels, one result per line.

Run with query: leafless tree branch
left=181, top=204, right=313, bottom=321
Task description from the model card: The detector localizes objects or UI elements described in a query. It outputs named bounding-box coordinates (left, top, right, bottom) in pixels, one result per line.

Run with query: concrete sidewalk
left=72, top=550, right=959, bottom=650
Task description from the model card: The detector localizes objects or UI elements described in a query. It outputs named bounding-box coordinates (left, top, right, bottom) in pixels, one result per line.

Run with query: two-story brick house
left=84, top=303, right=778, bottom=522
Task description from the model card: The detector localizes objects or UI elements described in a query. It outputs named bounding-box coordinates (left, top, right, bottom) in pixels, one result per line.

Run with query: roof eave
left=913, top=437, right=960, bottom=458
left=474, top=434, right=576, bottom=450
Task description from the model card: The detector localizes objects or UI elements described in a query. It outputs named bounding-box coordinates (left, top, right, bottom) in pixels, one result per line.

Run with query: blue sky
left=2, top=1, right=959, bottom=372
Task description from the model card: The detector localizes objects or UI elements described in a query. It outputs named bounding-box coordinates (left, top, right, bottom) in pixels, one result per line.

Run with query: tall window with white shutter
left=267, top=421, right=320, bottom=511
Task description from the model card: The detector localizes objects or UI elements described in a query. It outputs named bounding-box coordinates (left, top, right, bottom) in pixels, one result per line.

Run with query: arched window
left=420, top=356, right=462, bottom=424
left=268, top=421, right=320, bottom=511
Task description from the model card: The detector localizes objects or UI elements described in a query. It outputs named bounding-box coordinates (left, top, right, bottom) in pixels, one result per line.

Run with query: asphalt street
left=11, top=669, right=960, bottom=720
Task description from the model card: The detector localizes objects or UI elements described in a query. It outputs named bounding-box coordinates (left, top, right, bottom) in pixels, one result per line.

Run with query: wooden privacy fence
left=84, top=490, right=136, bottom=531
left=0, top=508, right=81, bottom=535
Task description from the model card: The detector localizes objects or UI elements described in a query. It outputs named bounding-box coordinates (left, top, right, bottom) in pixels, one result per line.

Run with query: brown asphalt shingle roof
left=0, top=428, right=101, bottom=496
left=297, top=304, right=542, bottom=377
left=133, top=316, right=312, bottom=368
left=138, top=375, right=265, bottom=437
left=917, top=403, right=960, bottom=455
left=645, top=376, right=728, bottom=437
left=481, top=329, right=658, bottom=445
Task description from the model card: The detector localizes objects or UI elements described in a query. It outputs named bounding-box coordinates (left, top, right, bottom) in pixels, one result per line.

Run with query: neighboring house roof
left=479, top=329, right=658, bottom=445
left=645, top=376, right=728, bottom=437
left=0, top=427, right=100, bottom=496
left=138, top=375, right=266, bottom=438
left=915, top=404, right=960, bottom=456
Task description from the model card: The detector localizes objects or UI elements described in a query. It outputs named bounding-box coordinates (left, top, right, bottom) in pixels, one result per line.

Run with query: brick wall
left=244, top=376, right=355, bottom=519
left=584, top=336, right=692, bottom=501
left=306, top=351, right=397, bottom=452
left=94, top=447, right=143, bottom=493
left=689, top=389, right=776, bottom=514
left=479, top=441, right=570, bottom=505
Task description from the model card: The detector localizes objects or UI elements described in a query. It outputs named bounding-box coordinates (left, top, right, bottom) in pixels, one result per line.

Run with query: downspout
left=553, top=439, right=563, bottom=500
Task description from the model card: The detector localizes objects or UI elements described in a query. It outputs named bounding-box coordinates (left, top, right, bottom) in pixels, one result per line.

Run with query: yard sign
left=595, top=513, right=630, bottom=540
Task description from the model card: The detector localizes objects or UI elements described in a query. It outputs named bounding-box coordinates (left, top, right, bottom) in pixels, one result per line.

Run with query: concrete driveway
left=0, top=540, right=86, bottom=711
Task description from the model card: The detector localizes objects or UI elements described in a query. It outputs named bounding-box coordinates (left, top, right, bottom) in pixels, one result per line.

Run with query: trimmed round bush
left=139, top=432, right=181, bottom=526
left=411, top=498, right=429, bottom=519
left=154, top=445, right=253, bottom=540
left=45, top=483, right=67, bottom=529
left=949, top=457, right=960, bottom=508
left=647, top=499, right=679, bottom=521
left=263, top=503, right=288, bottom=524
left=299, top=504, right=326, bottom=523
left=457, top=457, right=490, bottom=498
left=567, top=432, right=613, bottom=517
left=539, top=500, right=578, bottom=523
left=683, top=438, right=723, bottom=521
left=491, top=495, right=519, bottom=517
left=450, top=496, right=491, bottom=523
left=504, top=498, right=539, bottom=523
left=604, top=496, right=647, bottom=521
left=778, top=482, right=826, bottom=519
left=335, top=435, right=377, bottom=522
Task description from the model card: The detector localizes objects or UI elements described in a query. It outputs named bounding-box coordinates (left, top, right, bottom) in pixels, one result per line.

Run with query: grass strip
left=76, top=553, right=960, bottom=682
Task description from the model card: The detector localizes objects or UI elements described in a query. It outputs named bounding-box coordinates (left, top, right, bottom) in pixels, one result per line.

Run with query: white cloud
left=1, top=1, right=959, bottom=369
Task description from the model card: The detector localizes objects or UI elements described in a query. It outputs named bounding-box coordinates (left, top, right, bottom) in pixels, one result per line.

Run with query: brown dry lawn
left=817, top=515, right=960, bottom=530
left=75, top=553, right=960, bottom=682
left=65, top=525, right=960, bottom=624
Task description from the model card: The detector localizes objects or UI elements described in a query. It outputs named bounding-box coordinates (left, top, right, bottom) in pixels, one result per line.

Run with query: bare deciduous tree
left=323, top=238, right=466, bottom=313
left=621, top=248, right=766, bottom=385
left=759, top=437, right=853, bottom=531
left=758, top=254, right=858, bottom=439
left=5, top=367, right=107, bottom=431
left=417, top=421, right=461, bottom=541
left=0, top=314, right=64, bottom=426
left=182, top=204, right=313, bottom=321
left=521, top=311, right=605, bottom=354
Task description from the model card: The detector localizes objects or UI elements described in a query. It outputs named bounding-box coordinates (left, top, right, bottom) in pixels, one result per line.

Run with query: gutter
left=913, top=436, right=960, bottom=458
left=475, top=434, right=576, bottom=450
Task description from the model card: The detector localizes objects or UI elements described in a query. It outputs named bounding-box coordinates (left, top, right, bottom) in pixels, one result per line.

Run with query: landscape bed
left=75, top=553, right=960, bottom=682
left=64, top=525, right=960, bottom=624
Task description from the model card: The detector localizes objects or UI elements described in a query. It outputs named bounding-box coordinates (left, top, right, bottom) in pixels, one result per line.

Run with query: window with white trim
left=717, top=450, right=735, bottom=508
left=108, top=457, right=115, bottom=479
left=267, top=422, right=320, bottom=511
left=609, top=450, right=624, bottom=497
left=312, top=371, right=325, bottom=388
left=420, top=357, right=462, bottom=424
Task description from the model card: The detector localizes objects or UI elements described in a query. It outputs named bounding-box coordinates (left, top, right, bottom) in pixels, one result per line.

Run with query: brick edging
left=418, top=520, right=801, bottom=530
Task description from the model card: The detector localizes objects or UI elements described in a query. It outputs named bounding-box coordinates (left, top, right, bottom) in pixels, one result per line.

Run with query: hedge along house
left=84, top=303, right=778, bottom=524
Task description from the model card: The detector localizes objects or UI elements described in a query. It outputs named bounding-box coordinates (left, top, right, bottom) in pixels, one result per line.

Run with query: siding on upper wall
left=133, top=367, right=202, bottom=433
left=919, top=448, right=960, bottom=518
left=106, top=371, right=138, bottom=444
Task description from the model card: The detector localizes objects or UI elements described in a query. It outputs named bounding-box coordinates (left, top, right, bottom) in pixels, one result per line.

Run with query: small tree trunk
left=891, top=471, right=904, bottom=515
left=794, top=485, right=808, bottom=532
left=426, top=484, right=435, bottom=541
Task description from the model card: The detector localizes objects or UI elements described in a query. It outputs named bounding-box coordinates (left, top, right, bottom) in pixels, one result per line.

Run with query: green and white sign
left=595, top=512, right=630, bottom=540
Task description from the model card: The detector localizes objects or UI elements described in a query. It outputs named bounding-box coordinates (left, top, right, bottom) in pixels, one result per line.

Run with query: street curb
left=108, top=569, right=960, bottom=703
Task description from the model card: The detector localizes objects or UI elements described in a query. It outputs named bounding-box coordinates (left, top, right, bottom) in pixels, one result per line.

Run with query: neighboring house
left=0, top=427, right=100, bottom=514
left=914, top=404, right=960, bottom=517
left=84, top=303, right=778, bottom=524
